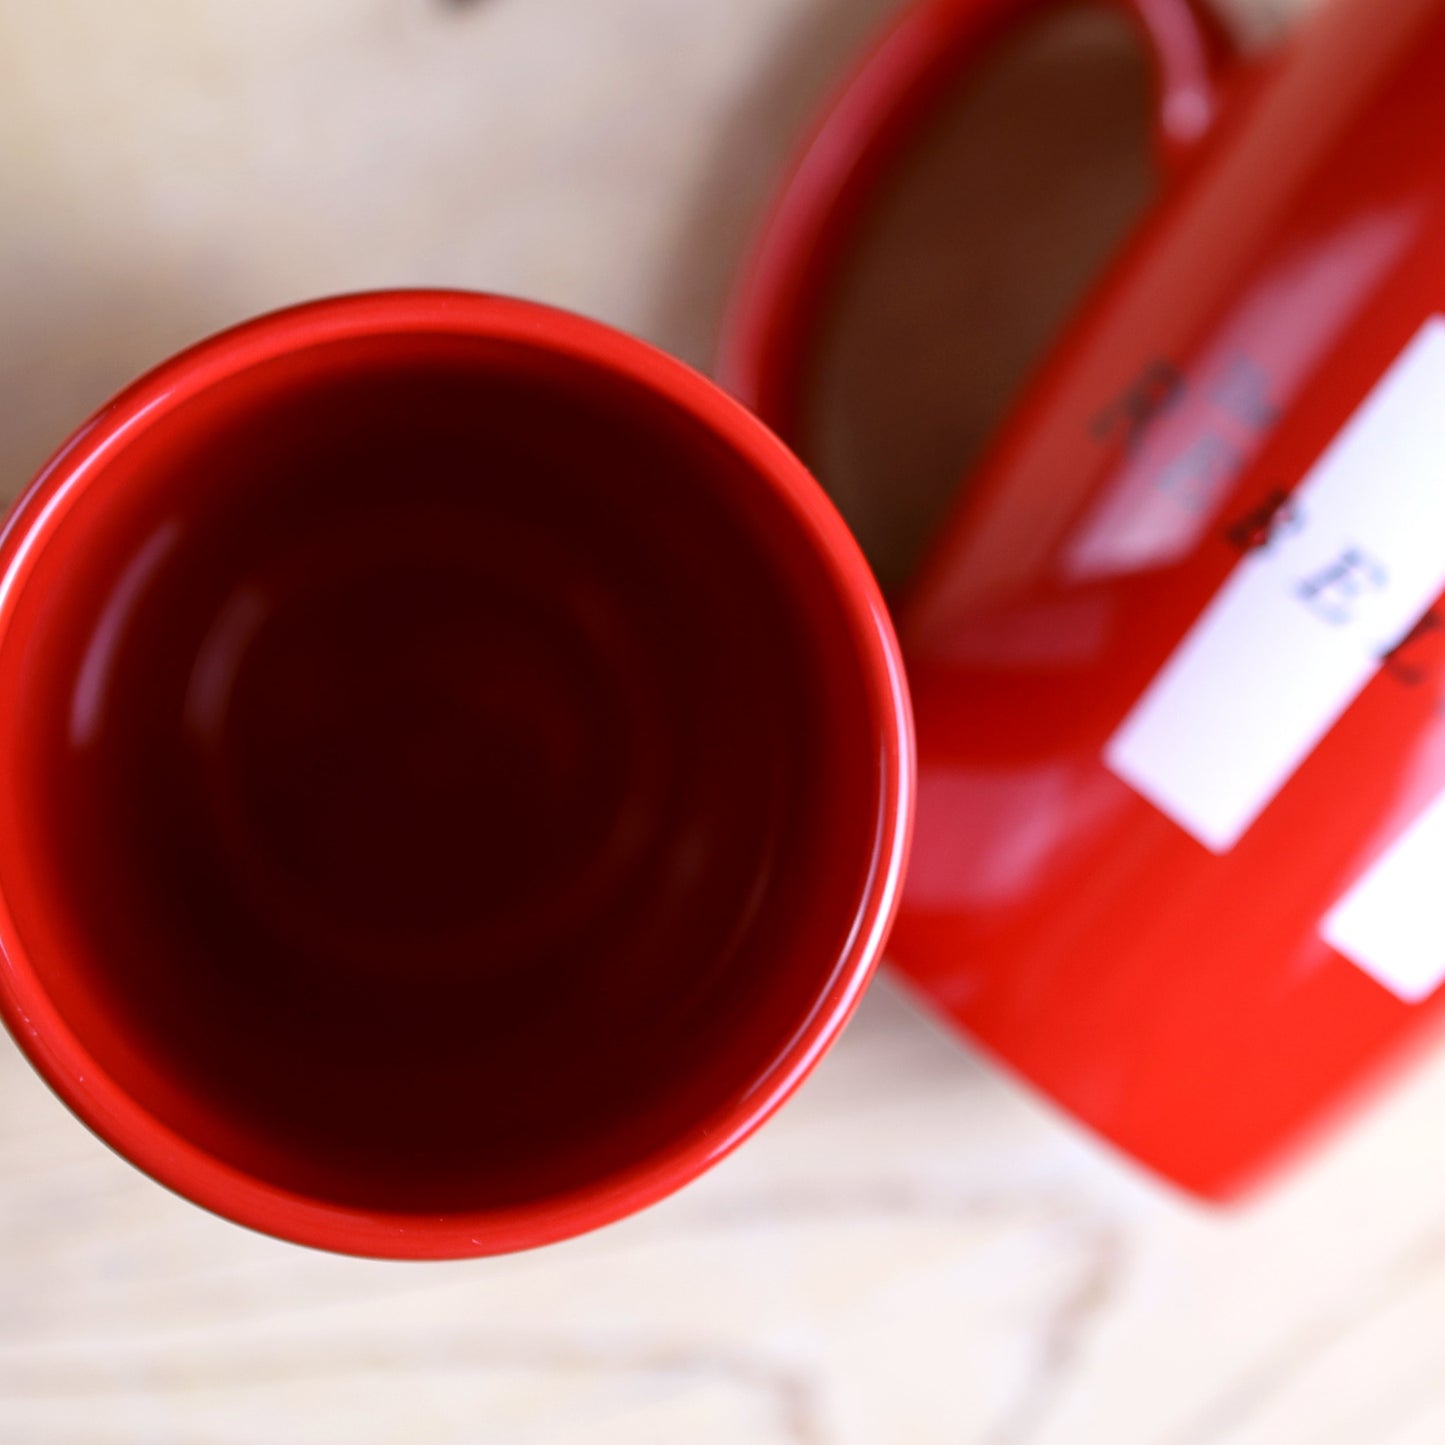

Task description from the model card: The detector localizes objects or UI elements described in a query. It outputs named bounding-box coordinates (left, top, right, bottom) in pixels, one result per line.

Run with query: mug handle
left=717, top=0, right=1247, bottom=438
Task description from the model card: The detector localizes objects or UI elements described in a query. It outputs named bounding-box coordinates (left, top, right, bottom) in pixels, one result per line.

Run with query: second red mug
left=726, top=0, right=1445, bottom=1197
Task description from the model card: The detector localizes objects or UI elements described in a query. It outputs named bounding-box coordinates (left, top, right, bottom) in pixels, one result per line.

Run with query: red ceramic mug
left=725, top=0, right=1445, bottom=1198
left=0, top=291, right=912, bottom=1256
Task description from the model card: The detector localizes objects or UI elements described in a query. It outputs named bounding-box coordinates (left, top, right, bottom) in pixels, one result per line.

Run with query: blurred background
left=16, top=0, right=1445, bottom=1441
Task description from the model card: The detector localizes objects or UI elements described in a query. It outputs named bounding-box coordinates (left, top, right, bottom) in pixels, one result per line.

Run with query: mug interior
left=0, top=306, right=893, bottom=1236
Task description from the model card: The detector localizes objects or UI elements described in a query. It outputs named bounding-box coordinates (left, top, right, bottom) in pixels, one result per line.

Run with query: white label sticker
left=1106, top=317, right=1445, bottom=853
left=1324, top=791, right=1445, bottom=1003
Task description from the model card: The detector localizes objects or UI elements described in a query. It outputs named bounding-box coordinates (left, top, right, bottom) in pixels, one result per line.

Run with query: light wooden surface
left=18, top=2, right=1445, bottom=1443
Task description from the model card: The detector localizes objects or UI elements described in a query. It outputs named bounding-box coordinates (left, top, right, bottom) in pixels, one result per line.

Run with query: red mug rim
left=0, top=290, right=915, bottom=1258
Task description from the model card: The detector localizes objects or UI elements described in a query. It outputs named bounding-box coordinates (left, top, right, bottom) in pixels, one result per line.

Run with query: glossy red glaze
left=726, top=0, right=1445, bottom=1198
left=0, top=291, right=913, bottom=1256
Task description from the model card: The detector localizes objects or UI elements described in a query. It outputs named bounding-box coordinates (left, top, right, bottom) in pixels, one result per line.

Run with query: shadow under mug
left=725, top=0, right=1445, bottom=1199
left=0, top=291, right=912, bottom=1257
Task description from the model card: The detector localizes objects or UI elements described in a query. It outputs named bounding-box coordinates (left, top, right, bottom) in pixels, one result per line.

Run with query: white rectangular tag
left=1106, top=317, right=1445, bottom=853
left=1324, top=790, right=1445, bottom=1003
